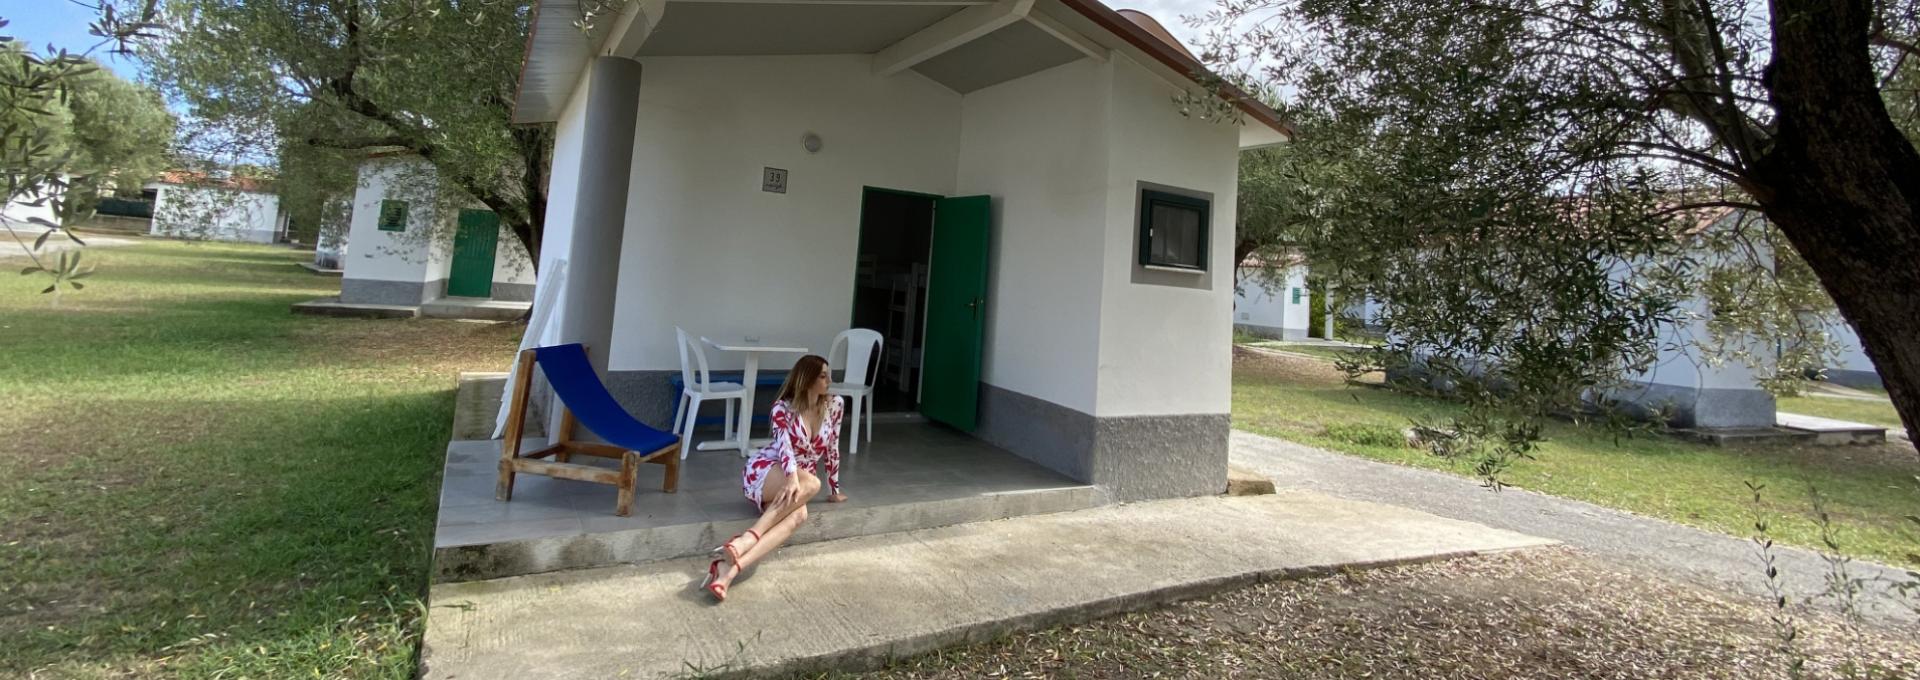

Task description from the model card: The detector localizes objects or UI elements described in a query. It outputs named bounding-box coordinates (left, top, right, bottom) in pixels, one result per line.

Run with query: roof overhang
left=511, top=0, right=1293, bottom=146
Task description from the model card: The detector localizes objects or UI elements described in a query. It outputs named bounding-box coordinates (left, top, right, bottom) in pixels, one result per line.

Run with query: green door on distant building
left=448, top=209, right=499, bottom=298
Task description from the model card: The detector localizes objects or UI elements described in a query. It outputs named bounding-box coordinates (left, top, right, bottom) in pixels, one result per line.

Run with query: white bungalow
left=512, top=0, right=1291, bottom=501
left=147, top=171, right=288, bottom=244
left=335, top=155, right=536, bottom=307
left=1234, top=257, right=1312, bottom=340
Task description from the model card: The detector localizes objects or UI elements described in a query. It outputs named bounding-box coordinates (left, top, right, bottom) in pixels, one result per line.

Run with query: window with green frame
left=378, top=199, right=409, bottom=232
left=1137, top=188, right=1209, bottom=271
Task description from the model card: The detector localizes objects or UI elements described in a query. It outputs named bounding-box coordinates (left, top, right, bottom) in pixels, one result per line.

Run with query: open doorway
left=850, top=187, right=937, bottom=413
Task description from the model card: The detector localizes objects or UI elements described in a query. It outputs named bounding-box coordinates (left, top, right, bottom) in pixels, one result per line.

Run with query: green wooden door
left=919, top=195, right=992, bottom=431
left=448, top=209, right=499, bottom=298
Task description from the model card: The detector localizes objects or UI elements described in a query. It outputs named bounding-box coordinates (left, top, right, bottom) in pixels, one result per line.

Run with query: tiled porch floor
left=433, top=421, right=1101, bottom=579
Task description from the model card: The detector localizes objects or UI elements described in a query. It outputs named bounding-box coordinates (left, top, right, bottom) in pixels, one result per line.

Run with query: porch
left=432, top=419, right=1103, bottom=582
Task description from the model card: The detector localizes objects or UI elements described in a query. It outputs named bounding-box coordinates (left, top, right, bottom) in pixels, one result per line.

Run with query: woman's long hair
left=775, top=354, right=830, bottom=408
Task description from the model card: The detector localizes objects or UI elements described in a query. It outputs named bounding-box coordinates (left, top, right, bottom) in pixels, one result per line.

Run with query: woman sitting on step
left=704, top=354, right=850, bottom=602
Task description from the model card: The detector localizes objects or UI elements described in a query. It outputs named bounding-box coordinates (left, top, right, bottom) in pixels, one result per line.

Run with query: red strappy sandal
left=713, top=528, right=761, bottom=565
left=702, top=558, right=729, bottom=602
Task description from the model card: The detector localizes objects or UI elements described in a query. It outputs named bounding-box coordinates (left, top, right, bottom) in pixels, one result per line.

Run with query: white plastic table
left=696, top=337, right=808, bottom=457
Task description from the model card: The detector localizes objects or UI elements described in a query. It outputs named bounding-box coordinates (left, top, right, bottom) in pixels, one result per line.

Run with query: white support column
left=556, top=57, right=643, bottom=371
left=1322, top=286, right=1337, bottom=340
left=543, top=57, right=642, bottom=442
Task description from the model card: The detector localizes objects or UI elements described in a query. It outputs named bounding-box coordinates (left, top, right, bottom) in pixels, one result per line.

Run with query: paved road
left=0, top=231, right=135, bottom=260
left=1231, top=430, right=1918, bottom=626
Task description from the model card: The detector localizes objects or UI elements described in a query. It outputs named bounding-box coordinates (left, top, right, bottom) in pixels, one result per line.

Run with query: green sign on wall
left=1291, top=287, right=1303, bottom=304
left=378, top=199, right=409, bottom=232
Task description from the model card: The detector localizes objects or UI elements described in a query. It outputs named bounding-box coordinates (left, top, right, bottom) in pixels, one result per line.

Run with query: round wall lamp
left=801, top=132, right=823, bottom=154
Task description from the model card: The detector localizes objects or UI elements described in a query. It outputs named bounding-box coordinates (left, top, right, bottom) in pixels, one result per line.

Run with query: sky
left=1, top=0, right=149, bottom=79
left=0, top=0, right=1222, bottom=81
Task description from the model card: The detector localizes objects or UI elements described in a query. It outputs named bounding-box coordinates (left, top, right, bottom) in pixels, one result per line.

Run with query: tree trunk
left=1755, top=0, right=1920, bottom=441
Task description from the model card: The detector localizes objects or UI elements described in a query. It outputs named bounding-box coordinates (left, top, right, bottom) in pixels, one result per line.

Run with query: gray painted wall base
left=489, top=281, right=536, bottom=302
left=1235, top=323, right=1308, bottom=341
left=340, top=277, right=443, bottom=306
left=1823, top=368, right=1884, bottom=390
left=343, top=277, right=535, bottom=306
left=975, top=384, right=1228, bottom=501
left=595, top=373, right=1230, bottom=502
left=1607, top=382, right=1776, bottom=429
left=1390, top=360, right=1776, bottom=430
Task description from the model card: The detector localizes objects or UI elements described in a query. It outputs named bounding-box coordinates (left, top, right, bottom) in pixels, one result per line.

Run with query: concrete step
left=433, top=483, right=1106, bottom=583
left=290, top=297, right=419, bottom=319
left=421, top=492, right=1557, bottom=680
left=421, top=297, right=531, bottom=321
left=1777, top=411, right=1887, bottom=445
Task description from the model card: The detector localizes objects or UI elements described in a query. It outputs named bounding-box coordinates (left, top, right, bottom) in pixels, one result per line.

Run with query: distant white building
left=1234, top=259, right=1312, bottom=340
left=336, top=154, right=535, bottom=306
left=147, top=171, right=287, bottom=244
left=2, top=193, right=61, bottom=231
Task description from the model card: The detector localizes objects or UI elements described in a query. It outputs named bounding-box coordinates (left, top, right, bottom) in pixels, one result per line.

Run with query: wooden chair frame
left=495, top=348, right=681, bottom=516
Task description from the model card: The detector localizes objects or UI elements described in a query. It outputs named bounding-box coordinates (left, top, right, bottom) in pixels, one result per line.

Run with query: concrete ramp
left=422, top=491, right=1555, bottom=679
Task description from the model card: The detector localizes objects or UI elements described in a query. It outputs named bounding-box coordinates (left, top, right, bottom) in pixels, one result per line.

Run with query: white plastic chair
left=674, top=327, right=747, bottom=459
left=826, top=328, right=884, bottom=454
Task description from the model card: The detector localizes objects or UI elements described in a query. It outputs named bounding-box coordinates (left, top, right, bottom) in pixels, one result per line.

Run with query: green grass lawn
left=1778, top=394, right=1905, bottom=429
left=1233, top=348, right=1920, bottom=569
left=0, top=239, right=518, bottom=677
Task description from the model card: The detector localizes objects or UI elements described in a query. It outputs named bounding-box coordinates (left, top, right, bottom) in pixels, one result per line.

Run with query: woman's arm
left=770, top=402, right=802, bottom=477
left=822, top=397, right=843, bottom=493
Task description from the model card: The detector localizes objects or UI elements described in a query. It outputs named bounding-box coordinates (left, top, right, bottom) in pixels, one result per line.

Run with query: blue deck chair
left=499, top=343, right=681, bottom=516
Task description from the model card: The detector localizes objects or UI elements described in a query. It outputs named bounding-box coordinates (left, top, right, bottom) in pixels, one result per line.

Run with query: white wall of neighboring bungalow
left=1235, top=264, right=1309, bottom=337
left=1826, top=319, right=1877, bottom=374
left=1094, top=55, right=1240, bottom=417
left=607, top=54, right=962, bottom=373
left=344, top=159, right=438, bottom=285
left=341, top=156, right=535, bottom=296
left=2, top=194, right=60, bottom=230
left=148, top=183, right=283, bottom=243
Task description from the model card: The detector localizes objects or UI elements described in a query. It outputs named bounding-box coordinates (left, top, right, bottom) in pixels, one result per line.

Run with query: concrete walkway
left=1230, top=430, right=1918, bottom=625
left=423, top=491, right=1553, bottom=679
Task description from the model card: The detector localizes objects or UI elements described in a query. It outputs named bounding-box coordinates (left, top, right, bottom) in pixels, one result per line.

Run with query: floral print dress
left=741, top=397, right=843, bottom=510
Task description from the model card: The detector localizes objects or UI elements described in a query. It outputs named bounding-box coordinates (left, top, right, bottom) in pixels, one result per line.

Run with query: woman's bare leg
left=715, top=471, right=820, bottom=588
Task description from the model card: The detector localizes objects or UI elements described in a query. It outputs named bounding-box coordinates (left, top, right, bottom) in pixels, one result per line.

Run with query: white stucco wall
left=1235, top=264, right=1308, bottom=334
left=1633, top=295, right=1768, bottom=391
left=607, top=55, right=962, bottom=372
left=1824, top=316, right=1877, bottom=373
left=958, top=58, right=1111, bottom=414
left=1094, top=55, right=1241, bottom=417
left=342, top=156, right=535, bottom=292
left=149, top=184, right=282, bottom=243
left=576, top=52, right=1252, bottom=425
left=2, top=194, right=60, bottom=230
left=342, top=159, right=436, bottom=285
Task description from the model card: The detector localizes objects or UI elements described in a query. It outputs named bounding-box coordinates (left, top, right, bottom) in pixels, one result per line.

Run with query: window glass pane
left=378, top=199, right=409, bottom=232
left=1149, top=202, right=1203, bottom=268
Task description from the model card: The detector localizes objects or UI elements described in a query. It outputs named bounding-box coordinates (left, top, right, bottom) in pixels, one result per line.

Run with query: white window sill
left=1143, top=265, right=1206, bottom=275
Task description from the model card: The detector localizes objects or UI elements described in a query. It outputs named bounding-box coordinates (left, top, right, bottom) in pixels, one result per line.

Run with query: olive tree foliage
left=1, top=2, right=161, bottom=298
left=1197, top=0, right=1920, bottom=470
left=144, top=0, right=552, bottom=267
